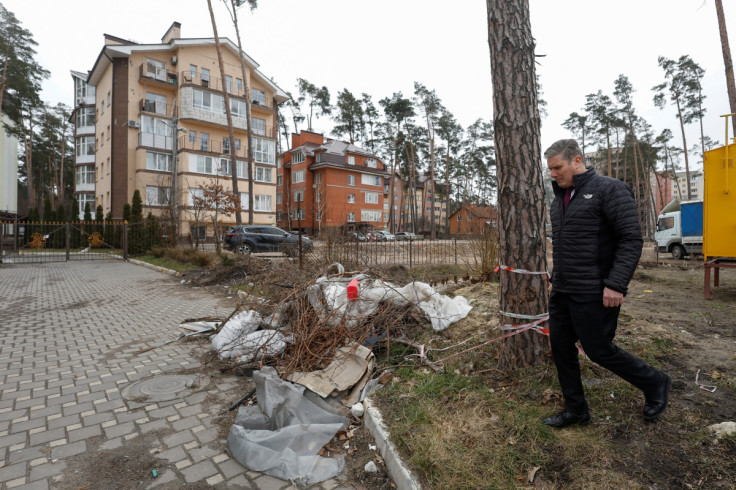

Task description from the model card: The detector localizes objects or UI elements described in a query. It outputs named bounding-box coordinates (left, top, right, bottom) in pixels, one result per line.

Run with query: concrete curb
left=364, top=398, right=422, bottom=490
left=128, top=258, right=181, bottom=277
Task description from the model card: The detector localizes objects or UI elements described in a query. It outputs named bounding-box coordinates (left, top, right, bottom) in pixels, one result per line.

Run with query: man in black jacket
left=543, top=139, right=670, bottom=429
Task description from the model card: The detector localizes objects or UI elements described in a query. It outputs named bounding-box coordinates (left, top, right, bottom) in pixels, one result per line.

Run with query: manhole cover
left=121, top=374, right=208, bottom=402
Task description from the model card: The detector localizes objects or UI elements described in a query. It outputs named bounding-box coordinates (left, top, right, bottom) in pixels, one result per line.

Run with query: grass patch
left=150, top=246, right=215, bottom=267
left=135, top=255, right=200, bottom=272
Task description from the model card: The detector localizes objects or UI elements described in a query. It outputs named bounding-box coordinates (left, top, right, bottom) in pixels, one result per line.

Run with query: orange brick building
left=277, top=131, right=388, bottom=234
left=448, top=204, right=497, bottom=235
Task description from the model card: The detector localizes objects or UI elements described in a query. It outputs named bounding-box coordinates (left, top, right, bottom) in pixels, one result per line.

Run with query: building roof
left=86, top=33, right=288, bottom=102
left=448, top=204, right=495, bottom=220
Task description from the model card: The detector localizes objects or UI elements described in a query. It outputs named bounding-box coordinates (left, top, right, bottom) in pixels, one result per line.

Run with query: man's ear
left=573, top=155, right=584, bottom=168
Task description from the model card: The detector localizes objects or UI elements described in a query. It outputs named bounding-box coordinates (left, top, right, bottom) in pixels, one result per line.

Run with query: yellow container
left=703, top=142, right=736, bottom=258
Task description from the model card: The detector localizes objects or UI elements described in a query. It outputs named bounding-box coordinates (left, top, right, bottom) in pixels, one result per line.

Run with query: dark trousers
left=549, top=291, right=662, bottom=413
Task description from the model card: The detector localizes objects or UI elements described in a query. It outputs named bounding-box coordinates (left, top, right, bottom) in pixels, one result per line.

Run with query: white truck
left=654, top=200, right=703, bottom=260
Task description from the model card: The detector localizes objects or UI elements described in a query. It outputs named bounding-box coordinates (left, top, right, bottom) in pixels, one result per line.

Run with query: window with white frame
left=364, top=192, right=379, bottom=204
left=236, top=78, right=243, bottom=92
left=76, top=136, right=95, bottom=157
left=146, top=151, right=172, bottom=172
left=255, top=166, right=272, bottom=183
left=75, top=77, right=95, bottom=100
left=200, top=133, right=209, bottom=151
left=277, top=175, right=283, bottom=186
left=230, top=98, right=247, bottom=118
left=77, top=107, right=95, bottom=127
left=236, top=160, right=247, bottom=179
left=254, top=195, right=272, bottom=212
left=201, top=68, right=210, bottom=86
left=239, top=192, right=249, bottom=210
left=145, top=186, right=171, bottom=206
left=189, top=188, right=204, bottom=206
left=347, top=212, right=355, bottom=222
left=292, top=170, right=305, bottom=183
left=146, top=58, right=166, bottom=81
left=252, top=137, right=275, bottom=164
left=252, top=117, right=266, bottom=135
left=315, top=173, right=322, bottom=184
left=252, top=88, right=266, bottom=105
left=348, top=193, right=355, bottom=203
left=141, top=116, right=173, bottom=136
left=294, top=189, right=304, bottom=202
left=348, top=175, right=355, bottom=186
left=78, top=194, right=95, bottom=217
left=225, top=76, right=232, bottom=93
left=347, top=155, right=355, bottom=165
left=366, top=158, right=377, bottom=168
left=217, top=158, right=231, bottom=176
left=189, top=64, right=197, bottom=80
left=188, top=130, right=196, bottom=143
left=75, top=165, right=95, bottom=185
left=361, top=174, right=382, bottom=186
left=276, top=193, right=282, bottom=204
left=291, top=208, right=305, bottom=220
left=144, top=92, right=167, bottom=114
left=292, top=152, right=305, bottom=164
left=193, top=89, right=226, bottom=115
left=360, top=209, right=383, bottom=221
left=197, top=155, right=214, bottom=174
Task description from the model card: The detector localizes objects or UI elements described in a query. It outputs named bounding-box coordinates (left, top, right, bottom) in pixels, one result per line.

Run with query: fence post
left=454, top=238, right=457, bottom=266
left=409, top=237, right=413, bottom=268
left=123, top=221, right=128, bottom=261
left=65, top=222, right=71, bottom=261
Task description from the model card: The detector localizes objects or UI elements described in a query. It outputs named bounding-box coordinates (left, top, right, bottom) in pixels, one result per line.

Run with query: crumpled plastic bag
left=227, top=367, right=348, bottom=486
left=211, top=310, right=261, bottom=358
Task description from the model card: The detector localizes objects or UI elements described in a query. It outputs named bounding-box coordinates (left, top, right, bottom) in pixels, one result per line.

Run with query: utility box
left=703, top=142, right=736, bottom=258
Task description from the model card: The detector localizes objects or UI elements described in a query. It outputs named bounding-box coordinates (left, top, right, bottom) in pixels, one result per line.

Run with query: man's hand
left=603, top=287, right=623, bottom=308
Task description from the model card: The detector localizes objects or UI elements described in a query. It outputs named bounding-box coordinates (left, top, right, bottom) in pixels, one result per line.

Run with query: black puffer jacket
left=550, top=167, right=642, bottom=295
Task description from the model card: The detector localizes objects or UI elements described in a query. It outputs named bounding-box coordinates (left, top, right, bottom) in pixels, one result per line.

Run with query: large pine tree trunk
left=716, top=0, right=736, bottom=135
left=487, top=0, right=549, bottom=368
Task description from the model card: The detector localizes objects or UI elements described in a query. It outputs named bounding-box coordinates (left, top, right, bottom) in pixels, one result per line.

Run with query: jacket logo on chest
left=583, top=194, right=593, bottom=199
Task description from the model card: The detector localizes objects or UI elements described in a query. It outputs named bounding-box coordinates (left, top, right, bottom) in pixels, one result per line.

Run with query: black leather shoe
left=643, top=372, right=671, bottom=420
left=542, top=410, right=591, bottom=429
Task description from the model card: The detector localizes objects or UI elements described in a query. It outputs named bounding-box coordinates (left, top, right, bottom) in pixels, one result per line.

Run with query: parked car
left=224, top=225, right=313, bottom=255
left=346, top=231, right=368, bottom=242
left=395, top=232, right=419, bottom=241
left=365, top=231, right=385, bottom=241
left=374, top=230, right=396, bottom=241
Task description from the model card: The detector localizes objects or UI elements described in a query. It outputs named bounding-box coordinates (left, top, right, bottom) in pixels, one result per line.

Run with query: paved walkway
left=0, top=261, right=355, bottom=489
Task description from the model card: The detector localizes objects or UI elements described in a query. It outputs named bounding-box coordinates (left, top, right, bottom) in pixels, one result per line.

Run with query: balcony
left=139, top=63, right=178, bottom=88
left=138, top=132, right=174, bottom=151
left=139, top=99, right=175, bottom=117
left=177, top=136, right=247, bottom=158
left=180, top=71, right=275, bottom=110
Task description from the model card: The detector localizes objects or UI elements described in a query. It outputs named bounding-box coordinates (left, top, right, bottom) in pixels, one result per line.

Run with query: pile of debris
left=206, top=264, right=472, bottom=485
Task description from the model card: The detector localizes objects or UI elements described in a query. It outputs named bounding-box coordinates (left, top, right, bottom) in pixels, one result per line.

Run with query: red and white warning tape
left=495, top=264, right=551, bottom=278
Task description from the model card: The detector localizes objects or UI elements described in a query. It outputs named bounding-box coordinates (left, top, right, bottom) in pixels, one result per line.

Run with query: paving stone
left=139, top=419, right=169, bottom=434
left=181, top=460, right=218, bottom=483
left=154, top=445, right=187, bottom=463
left=50, top=440, right=87, bottom=459
left=172, top=415, right=201, bottom=431
left=145, top=468, right=177, bottom=488
left=29, top=461, right=67, bottom=482
left=104, top=421, right=135, bottom=439
left=14, top=479, right=49, bottom=490
left=100, top=437, right=123, bottom=450
left=8, top=445, right=44, bottom=465
left=189, top=445, right=220, bottom=462
left=0, top=462, right=27, bottom=483
left=68, top=424, right=102, bottom=443
left=194, top=427, right=218, bottom=445
left=219, top=458, right=247, bottom=479
left=163, top=429, right=196, bottom=448
left=252, top=474, right=291, bottom=490
left=227, top=475, right=251, bottom=488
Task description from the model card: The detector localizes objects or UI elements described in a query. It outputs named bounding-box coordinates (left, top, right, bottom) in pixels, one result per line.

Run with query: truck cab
left=654, top=200, right=703, bottom=259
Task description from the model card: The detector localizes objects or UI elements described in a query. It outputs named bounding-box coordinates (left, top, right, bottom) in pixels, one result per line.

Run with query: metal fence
left=0, top=220, right=164, bottom=265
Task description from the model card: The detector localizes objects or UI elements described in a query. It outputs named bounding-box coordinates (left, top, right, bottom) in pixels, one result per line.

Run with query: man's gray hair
left=544, top=139, right=583, bottom=162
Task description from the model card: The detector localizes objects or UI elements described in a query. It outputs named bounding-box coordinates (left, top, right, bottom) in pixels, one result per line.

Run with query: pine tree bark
left=487, top=0, right=549, bottom=368
left=716, top=0, right=736, bottom=135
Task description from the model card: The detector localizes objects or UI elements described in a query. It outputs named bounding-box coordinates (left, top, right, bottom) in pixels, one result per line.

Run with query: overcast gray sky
left=6, top=0, right=735, bottom=170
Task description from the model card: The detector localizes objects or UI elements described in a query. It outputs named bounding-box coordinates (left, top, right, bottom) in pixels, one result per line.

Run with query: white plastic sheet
left=227, top=367, right=349, bottom=486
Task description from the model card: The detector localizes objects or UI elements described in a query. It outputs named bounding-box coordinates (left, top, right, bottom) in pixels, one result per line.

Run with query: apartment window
left=235, top=139, right=241, bottom=151
left=292, top=152, right=305, bottom=164
left=225, top=75, right=232, bottom=93
left=291, top=209, right=306, bottom=220
left=252, top=117, right=266, bottom=135
left=252, top=137, right=275, bottom=164
left=141, top=116, right=173, bottom=136
left=189, top=64, right=197, bottom=80
left=361, top=174, right=382, bottom=186
left=457, top=214, right=461, bottom=221
left=365, top=192, right=379, bottom=204
left=200, top=133, right=209, bottom=151
left=366, top=158, right=377, bottom=168
left=276, top=193, right=282, bottom=204
left=236, top=160, right=248, bottom=179
left=236, top=78, right=243, bottom=92
left=217, top=158, right=231, bottom=176
left=75, top=165, right=95, bottom=185
left=255, top=167, right=272, bottom=183
left=223, top=137, right=231, bottom=153
left=144, top=92, right=166, bottom=114
left=78, top=194, right=95, bottom=217
left=292, top=170, right=305, bottom=183
left=239, top=192, right=249, bottom=210
left=254, top=195, right=272, bottom=212
left=277, top=175, right=283, bottom=186
left=77, top=107, right=95, bottom=127
left=361, top=210, right=382, bottom=222
left=197, top=155, right=214, bottom=174
left=347, top=155, right=356, bottom=165
left=348, top=175, right=355, bottom=186
left=193, top=89, right=225, bottom=114
left=230, top=98, right=247, bottom=118
left=100, top=101, right=104, bottom=115
left=189, top=188, right=204, bottom=206
left=145, top=186, right=171, bottom=206
left=252, top=88, right=266, bottom=105
left=294, top=189, right=305, bottom=202
left=468, top=213, right=472, bottom=220
left=106, top=91, right=111, bottom=107
left=315, top=173, right=322, bottom=184
left=348, top=194, right=356, bottom=203
left=188, top=130, right=196, bottom=143
left=146, top=151, right=172, bottom=172
left=347, top=212, right=355, bottom=222
left=146, top=58, right=166, bottom=81
left=76, top=136, right=95, bottom=157
left=201, top=68, right=210, bottom=87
